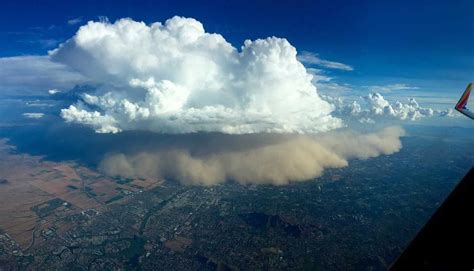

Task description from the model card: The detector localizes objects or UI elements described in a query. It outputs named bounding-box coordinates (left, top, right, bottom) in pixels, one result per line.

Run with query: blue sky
left=1, top=0, right=473, bottom=107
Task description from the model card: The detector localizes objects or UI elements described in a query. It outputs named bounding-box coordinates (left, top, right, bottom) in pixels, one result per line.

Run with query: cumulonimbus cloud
left=99, top=126, right=405, bottom=186
left=8, top=18, right=410, bottom=187
left=50, top=16, right=342, bottom=134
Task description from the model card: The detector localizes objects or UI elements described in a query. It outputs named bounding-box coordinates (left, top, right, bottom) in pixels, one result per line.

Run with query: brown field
left=0, top=141, right=55, bottom=247
left=0, top=140, right=99, bottom=248
left=53, top=164, right=81, bottom=180
left=130, top=178, right=163, bottom=190
left=87, top=180, right=128, bottom=203
left=61, top=190, right=101, bottom=209
left=0, top=139, right=163, bottom=249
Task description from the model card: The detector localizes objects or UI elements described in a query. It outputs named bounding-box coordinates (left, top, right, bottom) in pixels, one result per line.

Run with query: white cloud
left=307, top=68, right=352, bottom=93
left=0, top=56, right=86, bottom=96
left=34, top=39, right=62, bottom=49
left=326, top=92, right=454, bottom=122
left=97, top=16, right=110, bottom=24
left=61, top=104, right=120, bottom=133
left=25, top=101, right=53, bottom=107
left=100, top=126, right=405, bottom=186
left=68, top=17, right=83, bottom=25
left=367, top=83, right=419, bottom=93
left=364, top=93, right=437, bottom=120
left=297, top=51, right=353, bottom=71
left=439, top=108, right=455, bottom=117
left=48, top=89, right=60, bottom=95
left=51, top=16, right=342, bottom=134
left=22, top=112, right=44, bottom=119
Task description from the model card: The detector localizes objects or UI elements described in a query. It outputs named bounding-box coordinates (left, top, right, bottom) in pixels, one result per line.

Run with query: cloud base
left=100, top=126, right=405, bottom=186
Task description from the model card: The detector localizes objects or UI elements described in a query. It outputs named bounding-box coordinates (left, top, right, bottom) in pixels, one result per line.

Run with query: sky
left=0, top=0, right=472, bottom=129
left=1, top=0, right=473, bottom=102
left=0, top=0, right=473, bottom=185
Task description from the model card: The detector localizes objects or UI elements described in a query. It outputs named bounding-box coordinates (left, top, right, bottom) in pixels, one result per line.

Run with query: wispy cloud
left=317, top=82, right=352, bottom=93
left=7, top=25, right=63, bottom=49
left=35, top=38, right=62, bottom=49
left=367, top=83, right=419, bottom=93
left=98, top=16, right=110, bottom=23
left=22, top=113, right=44, bottom=119
left=0, top=56, right=86, bottom=96
left=67, top=17, right=83, bottom=25
left=298, top=51, right=353, bottom=71
left=307, top=68, right=352, bottom=93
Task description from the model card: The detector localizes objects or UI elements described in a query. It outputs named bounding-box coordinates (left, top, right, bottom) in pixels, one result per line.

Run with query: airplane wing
left=390, top=168, right=474, bottom=270
left=454, top=83, right=474, bottom=119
